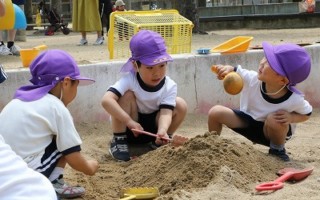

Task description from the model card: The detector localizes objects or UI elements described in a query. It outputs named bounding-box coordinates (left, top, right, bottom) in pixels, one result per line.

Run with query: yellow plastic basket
left=108, top=10, right=194, bottom=59
left=211, top=36, right=254, bottom=54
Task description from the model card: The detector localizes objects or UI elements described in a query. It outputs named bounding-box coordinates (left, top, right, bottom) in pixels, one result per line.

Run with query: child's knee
left=118, top=91, right=136, bottom=104
left=208, top=105, right=224, bottom=117
left=266, top=113, right=289, bottom=130
left=175, top=97, right=187, bottom=115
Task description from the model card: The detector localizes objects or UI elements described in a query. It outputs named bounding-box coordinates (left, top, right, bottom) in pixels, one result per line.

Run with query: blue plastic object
left=197, top=48, right=211, bottom=54
left=13, top=4, right=27, bottom=29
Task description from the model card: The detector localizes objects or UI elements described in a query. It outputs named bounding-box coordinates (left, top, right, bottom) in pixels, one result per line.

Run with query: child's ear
left=280, top=76, right=289, bottom=85
left=132, top=60, right=139, bottom=72
left=62, top=77, right=71, bottom=86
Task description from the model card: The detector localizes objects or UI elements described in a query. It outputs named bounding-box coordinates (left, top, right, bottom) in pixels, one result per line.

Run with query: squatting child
left=208, top=42, right=312, bottom=162
left=0, top=50, right=100, bottom=198
left=102, top=30, right=187, bottom=162
left=0, top=2, right=57, bottom=199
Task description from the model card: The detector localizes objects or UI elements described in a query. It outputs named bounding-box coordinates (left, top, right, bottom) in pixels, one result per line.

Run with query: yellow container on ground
left=20, top=45, right=47, bottom=67
left=211, top=36, right=254, bottom=54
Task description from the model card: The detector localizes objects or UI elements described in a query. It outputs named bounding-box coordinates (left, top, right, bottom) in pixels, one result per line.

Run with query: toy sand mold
left=119, top=187, right=160, bottom=200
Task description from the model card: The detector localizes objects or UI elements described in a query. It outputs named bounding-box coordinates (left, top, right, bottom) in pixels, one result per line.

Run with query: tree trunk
left=171, top=0, right=200, bottom=33
left=25, top=0, right=33, bottom=24
left=199, top=0, right=207, bottom=7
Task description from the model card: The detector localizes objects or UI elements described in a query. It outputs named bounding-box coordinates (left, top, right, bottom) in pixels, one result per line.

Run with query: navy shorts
left=35, top=138, right=62, bottom=178
left=126, top=111, right=158, bottom=144
left=231, top=109, right=292, bottom=147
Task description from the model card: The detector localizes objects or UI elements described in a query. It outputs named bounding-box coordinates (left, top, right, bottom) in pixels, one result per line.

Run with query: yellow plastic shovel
left=119, top=187, right=160, bottom=200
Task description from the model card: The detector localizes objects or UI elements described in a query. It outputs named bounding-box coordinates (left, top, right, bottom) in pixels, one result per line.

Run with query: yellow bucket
left=20, top=45, right=47, bottom=67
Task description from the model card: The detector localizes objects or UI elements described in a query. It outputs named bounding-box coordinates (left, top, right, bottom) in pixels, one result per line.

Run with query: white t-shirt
left=0, top=94, right=82, bottom=162
left=237, top=65, right=312, bottom=123
left=0, top=135, right=57, bottom=200
left=109, top=73, right=177, bottom=114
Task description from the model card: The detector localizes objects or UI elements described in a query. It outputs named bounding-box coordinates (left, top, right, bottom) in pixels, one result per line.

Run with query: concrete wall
left=198, top=2, right=320, bottom=17
left=198, top=2, right=320, bottom=30
left=1, top=44, right=320, bottom=122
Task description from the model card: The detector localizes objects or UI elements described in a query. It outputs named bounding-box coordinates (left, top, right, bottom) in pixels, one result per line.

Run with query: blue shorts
left=35, top=138, right=62, bottom=178
left=126, top=111, right=158, bottom=144
left=231, top=109, right=292, bottom=147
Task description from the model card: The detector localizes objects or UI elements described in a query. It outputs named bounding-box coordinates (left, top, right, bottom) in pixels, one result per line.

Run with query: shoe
left=0, top=64, right=8, bottom=84
left=77, top=38, right=88, bottom=46
left=0, top=45, right=13, bottom=55
left=93, top=37, right=103, bottom=45
left=52, top=175, right=85, bottom=199
left=9, top=45, right=20, bottom=56
left=109, top=135, right=130, bottom=161
left=269, top=148, right=290, bottom=162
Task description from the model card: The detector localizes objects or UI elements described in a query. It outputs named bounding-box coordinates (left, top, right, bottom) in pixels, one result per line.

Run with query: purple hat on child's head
left=120, top=30, right=173, bottom=73
left=262, top=41, right=311, bottom=95
left=14, top=49, right=95, bottom=101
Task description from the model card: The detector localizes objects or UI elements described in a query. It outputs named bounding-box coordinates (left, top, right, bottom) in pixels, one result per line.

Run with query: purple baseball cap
left=14, top=49, right=95, bottom=101
left=262, top=41, right=311, bottom=95
left=120, top=30, right=173, bottom=73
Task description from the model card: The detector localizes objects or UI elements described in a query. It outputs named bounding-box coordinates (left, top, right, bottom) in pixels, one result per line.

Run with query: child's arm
left=101, top=91, right=142, bottom=130
left=155, top=108, right=172, bottom=145
left=273, top=110, right=310, bottom=125
left=0, top=0, right=6, bottom=17
left=64, top=152, right=99, bottom=176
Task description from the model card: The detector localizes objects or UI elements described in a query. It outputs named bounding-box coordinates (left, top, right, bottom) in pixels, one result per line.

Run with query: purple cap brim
left=71, top=75, right=95, bottom=86
left=120, top=54, right=173, bottom=73
left=262, top=42, right=286, bottom=77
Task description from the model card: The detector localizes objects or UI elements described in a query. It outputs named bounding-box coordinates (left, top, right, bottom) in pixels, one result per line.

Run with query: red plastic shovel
left=255, top=166, right=314, bottom=191
left=131, top=129, right=189, bottom=147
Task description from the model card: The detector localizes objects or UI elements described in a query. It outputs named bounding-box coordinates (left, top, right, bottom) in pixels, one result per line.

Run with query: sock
left=270, top=142, right=285, bottom=151
left=7, top=41, right=14, bottom=48
left=48, top=167, right=64, bottom=182
left=113, top=132, right=128, bottom=142
left=0, top=41, right=4, bottom=46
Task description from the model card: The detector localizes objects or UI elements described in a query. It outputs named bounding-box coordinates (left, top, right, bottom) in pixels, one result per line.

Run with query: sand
left=2, top=27, right=320, bottom=70
left=1, top=27, right=320, bottom=200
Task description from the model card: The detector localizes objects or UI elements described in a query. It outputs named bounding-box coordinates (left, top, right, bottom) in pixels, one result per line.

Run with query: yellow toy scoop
left=120, top=187, right=160, bottom=200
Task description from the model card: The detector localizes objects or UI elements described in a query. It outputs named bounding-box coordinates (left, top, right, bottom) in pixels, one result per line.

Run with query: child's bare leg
left=167, top=97, right=187, bottom=135
left=208, top=105, right=246, bottom=135
left=264, top=113, right=288, bottom=145
left=109, top=91, right=138, bottom=161
left=263, top=113, right=290, bottom=161
left=112, top=91, right=138, bottom=133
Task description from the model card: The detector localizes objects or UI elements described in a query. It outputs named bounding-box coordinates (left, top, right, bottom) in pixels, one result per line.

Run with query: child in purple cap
left=102, top=30, right=187, bottom=161
left=208, top=42, right=312, bottom=162
left=0, top=50, right=100, bottom=198
left=0, top=4, right=57, bottom=200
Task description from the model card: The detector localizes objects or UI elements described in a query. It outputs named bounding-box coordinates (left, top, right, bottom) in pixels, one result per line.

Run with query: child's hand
left=215, top=65, right=235, bottom=80
left=273, top=110, right=292, bottom=125
left=126, top=120, right=143, bottom=137
left=155, top=130, right=170, bottom=146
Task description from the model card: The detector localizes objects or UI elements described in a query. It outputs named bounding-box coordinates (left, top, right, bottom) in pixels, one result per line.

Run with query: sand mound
left=69, top=130, right=306, bottom=199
